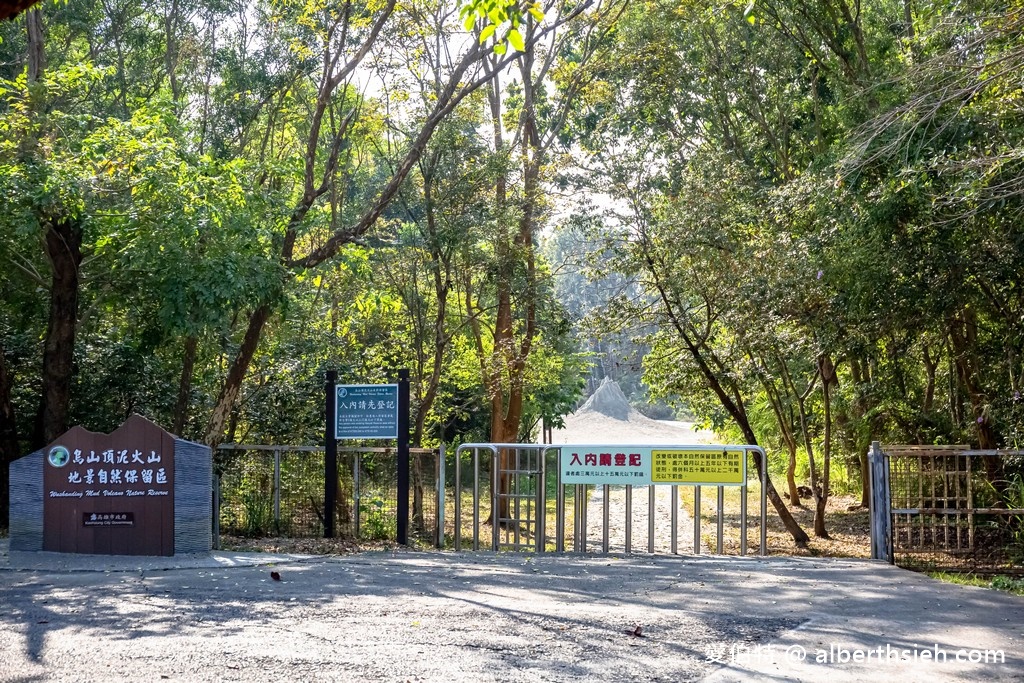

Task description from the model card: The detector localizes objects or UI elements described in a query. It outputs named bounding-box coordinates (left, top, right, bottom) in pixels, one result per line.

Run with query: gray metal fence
left=216, top=444, right=444, bottom=545
left=451, top=444, right=548, bottom=551
left=214, top=441, right=773, bottom=555
left=450, top=443, right=768, bottom=555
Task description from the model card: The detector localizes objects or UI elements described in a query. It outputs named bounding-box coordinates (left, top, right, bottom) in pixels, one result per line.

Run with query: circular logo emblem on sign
left=338, top=387, right=348, bottom=398
left=48, top=445, right=70, bottom=468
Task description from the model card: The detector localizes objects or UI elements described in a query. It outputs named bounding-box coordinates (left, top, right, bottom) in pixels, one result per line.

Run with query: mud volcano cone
left=578, top=377, right=633, bottom=421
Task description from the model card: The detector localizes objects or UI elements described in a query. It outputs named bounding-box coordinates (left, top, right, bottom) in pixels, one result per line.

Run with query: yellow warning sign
left=651, top=449, right=745, bottom=485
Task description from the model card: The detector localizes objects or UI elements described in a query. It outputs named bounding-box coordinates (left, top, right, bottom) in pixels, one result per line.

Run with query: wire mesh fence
left=885, top=445, right=1024, bottom=574
left=216, top=445, right=441, bottom=545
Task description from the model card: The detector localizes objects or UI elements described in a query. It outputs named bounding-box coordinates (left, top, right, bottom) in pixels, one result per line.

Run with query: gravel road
left=2, top=546, right=1022, bottom=682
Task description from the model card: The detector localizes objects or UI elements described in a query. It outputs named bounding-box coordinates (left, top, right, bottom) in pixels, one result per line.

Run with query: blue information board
left=335, top=384, right=399, bottom=439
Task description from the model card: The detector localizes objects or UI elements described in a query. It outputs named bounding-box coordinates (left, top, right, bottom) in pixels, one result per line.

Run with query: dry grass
left=680, top=484, right=871, bottom=558
left=218, top=484, right=872, bottom=559
left=439, top=484, right=579, bottom=551
left=219, top=534, right=402, bottom=555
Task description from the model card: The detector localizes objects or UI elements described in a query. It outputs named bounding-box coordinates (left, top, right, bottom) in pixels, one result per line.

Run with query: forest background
left=2, top=0, right=1024, bottom=543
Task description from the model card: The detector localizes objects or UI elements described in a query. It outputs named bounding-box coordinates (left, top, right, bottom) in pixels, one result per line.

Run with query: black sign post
left=396, top=368, right=410, bottom=546
left=324, top=369, right=338, bottom=538
left=324, top=369, right=410, bottom=544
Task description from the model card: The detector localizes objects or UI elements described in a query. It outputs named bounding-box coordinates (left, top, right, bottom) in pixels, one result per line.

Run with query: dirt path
left=549, top=411, right=714, bottom=448
left=584, top=484, right=705, bottom=554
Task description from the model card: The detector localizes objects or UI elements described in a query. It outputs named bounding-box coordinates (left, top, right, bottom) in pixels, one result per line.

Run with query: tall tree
left=201, top=0, right=592, bottom=449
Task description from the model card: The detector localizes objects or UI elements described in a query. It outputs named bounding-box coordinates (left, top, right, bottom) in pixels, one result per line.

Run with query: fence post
left=868, top=441, right=893, bottom=563
left=436, top=443, right=446, bottom=549
left=212, top=473, right=220, bottom=550
left=273, top=448, right=281, bottom=533
left=325, top=369, right=338, bottom=538
left=536, top=445, right=546, bottom=553
left=491, top=448, right=500, bottom=551
left=353, top=452, right=361, bottom=539
left=396, top=369, right=410, bottom=546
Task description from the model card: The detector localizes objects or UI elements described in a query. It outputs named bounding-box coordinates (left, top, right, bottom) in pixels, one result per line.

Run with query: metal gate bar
left=624, top=486, right=632, bottom=552
left=548, top=445, right=767, bottom=556
left=491, top=445, right=545, bottom=551
left=694, top=485, right=701, bottom=555
left=602, top=484, right=610, bottom=553
left=670, top=486, right=678, bottom=554
left=648, top=485, right=656, bottom=553
left=452, top=443, right=769, bottom=556
left=454, top=444, right=545, bottom=551
left=453, top=444, right=496, bottom=551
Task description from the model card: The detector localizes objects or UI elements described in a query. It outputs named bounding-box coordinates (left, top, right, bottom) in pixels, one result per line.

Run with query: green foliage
left=989, top=575, right=1024, bottom=595
left=461, top=0, right=544, bottom=54
left=0, top=0, right=593, bottom=461
left=359, top=495, right=393, bottom=541
left=929, top=572, right=1024, bottom=596
left=240, top=488, right=275, bottom=537
left=531, top=0, right=1024, bottom=548
left=5, top=0, right=1024, bottom=553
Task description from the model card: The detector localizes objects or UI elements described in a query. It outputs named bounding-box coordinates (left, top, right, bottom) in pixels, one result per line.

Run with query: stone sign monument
left=9, top=414, right=212, bottom=556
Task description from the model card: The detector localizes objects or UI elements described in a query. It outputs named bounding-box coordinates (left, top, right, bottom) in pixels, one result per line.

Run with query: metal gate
left=889, top=445, right=975, bottom=558
left=452, top=443, right=768, bottom=555
left=453, top=444, right=546, bottom=551
left=869, top=442, right=1024, bottom=572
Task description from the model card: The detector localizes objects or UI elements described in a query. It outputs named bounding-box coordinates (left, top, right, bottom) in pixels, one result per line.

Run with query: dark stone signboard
left=9, top=414, right=212, bottom=557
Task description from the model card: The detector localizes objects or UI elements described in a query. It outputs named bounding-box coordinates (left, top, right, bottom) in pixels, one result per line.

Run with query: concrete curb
left=0, top=538, right=320, bottom=572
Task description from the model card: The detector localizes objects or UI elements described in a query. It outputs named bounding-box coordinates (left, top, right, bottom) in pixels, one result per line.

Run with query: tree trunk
left=702, top=356, right=808, bottom=545
left=163, top=0, right=182, bottom=102
left=415, top=164, right=454, bottom=446
left=756, top=362, right=802, bottom=506
left=200, top=0, right=489, bottom=452
left=859, top=448, right=870, bottom=509
left=489, top=385, right=526, bottom=523
left=794, top=375, right=826, bottom=538
left=813, top=484, right=829, bottom=537
left=922, top=343, right=936, bottom=414
left=26, top=5, right=84, bottom=452
left=948, top=309, right=1002, bottom=480
left=814, top=355, right=835, bottom=538
left=479, top=46, right=541, bottom=525
left=491, top=409, right=512, bottom=525
left=847, top=356, right=871, bottom=509
left=34, top=218, right=83, bottom=448
left=172, top=335, right=198, bottom=436
left=203, top=303, right=272, bottom=448
left=786, top=442, right=800, bottom=506
left=409, top=174, right=452, bottom=531
left=749, top=444, right=807, bottom=547
left=648, top=274, right=808, bottom=545
left=26, top=8, right=45, bottom=83
left=770, top=396, right=801, bottom=508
